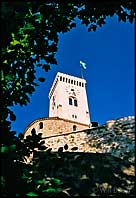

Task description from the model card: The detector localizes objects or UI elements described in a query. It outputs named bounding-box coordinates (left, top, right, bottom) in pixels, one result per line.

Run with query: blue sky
left=11, top=15, right=134, bottom=135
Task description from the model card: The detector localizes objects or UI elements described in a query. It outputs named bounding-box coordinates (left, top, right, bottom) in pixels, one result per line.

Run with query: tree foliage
left=1, top=129, right=67, bottom=196
left=0, top=1, right=135, bottom=196
left=1, top=2, right=135, bottom=128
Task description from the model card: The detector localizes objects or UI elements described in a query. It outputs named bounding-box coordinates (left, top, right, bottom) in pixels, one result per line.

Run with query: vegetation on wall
left=0, top=1, right=135, bottom=196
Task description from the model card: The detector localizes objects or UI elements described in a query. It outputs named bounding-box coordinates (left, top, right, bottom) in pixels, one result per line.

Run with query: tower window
left=79, top=82, right=81, bottom=86
left=69, top=97, right=78, bottom=106
left=68, top=79, right=70, bottom=83
left=69, top=98, right=73, bottom=105
left=77, top=81, right=78, bottom=86
left=74, top=99, right=78, bottom=106
left=72, top=115, right=77, bottom=119
left=82, top=83, right=84, bottom=87
left=74, top=80, right=76, bottom=85
left=71, top=80, right=73, bottom=84
left=39, top=122, right=43, bottom=129
left=73, top=125, right=77, bottom=131
left=60, top=76, right=62, bottom=81
left=63, top=77, right=65, bottom=82
left=66, top=78, right=68, bottom=83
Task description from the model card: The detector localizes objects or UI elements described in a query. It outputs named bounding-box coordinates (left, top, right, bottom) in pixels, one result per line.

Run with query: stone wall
left=43, top=116, right=135, bottom=163
left=24, top=117, right=90, bottom=137
left=24, top=115, right=135, bottom=196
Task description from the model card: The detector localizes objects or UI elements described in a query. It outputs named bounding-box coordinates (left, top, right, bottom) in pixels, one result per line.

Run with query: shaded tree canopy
left=0, top=1, right=135, bottom=135
left=0, top=2, right=135, bottom=196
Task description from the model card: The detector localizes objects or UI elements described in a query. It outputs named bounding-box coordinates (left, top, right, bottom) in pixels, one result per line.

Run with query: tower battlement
left=49, top=72, right=86, bottom=99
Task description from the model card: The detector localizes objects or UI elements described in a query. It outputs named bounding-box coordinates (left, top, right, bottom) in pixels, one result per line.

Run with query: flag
left=80, top=60, right=87, bottom=69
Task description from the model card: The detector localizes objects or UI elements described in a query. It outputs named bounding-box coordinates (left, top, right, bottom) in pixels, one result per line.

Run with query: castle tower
left=49, top=72, right=91, bottom=125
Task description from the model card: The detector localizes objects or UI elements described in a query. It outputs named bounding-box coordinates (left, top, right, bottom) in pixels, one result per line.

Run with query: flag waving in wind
left=80, top=60, right=87, bottom=69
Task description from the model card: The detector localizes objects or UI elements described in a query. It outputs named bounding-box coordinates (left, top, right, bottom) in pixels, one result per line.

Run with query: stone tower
left=49, top=72, right=90, bottom=125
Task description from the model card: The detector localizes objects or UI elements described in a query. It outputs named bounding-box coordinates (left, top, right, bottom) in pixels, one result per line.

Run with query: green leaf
left=10, top=39, right=21, bottom=46
left=64, top=144, right=68, bottom=150
left=9, top=144, right=16, bottom=151
left=70, top=22, right=76, bottom=28
left=7, top=49, right=15, bottom=53
left=37, top=63, right=42, bottom=67
left=128, top=15, right=134, bottom=24
left=26, top=192, right=38, bottom=196
left=51, top=178, right=62, bottom=186
left=0, top=144, right=16, bottom=153
left=1, top=176, right=5, bottom=186
left=58, top=147, right=63, bottom=152
left=92, top=25, right=97, bottom=31
left=42, top=64, right=50, bottom=72
left=5, top=74, right=13, bottom=82
left=36, top=179, right=44, bottom=184
left=3, top=60, right=8, bottom=63
left=71, top=146, right=78, bottom=151
left=10, top=111, right=16, bottom=121
left=18, top=133, right=24, bottom=140
left=38, top=77, right=45, bottom=82
left=1, top=146, right=9, bottom=153
left=31, top=128, right=36, bottom=135
left=42, top=187, right=58, bottom=193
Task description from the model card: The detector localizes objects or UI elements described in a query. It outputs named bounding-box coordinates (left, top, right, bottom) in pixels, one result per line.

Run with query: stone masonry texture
left=24, top=116, right=135, bottom=163
left=41, top=116, right=135, bottom=163
left=24, top=115, right=135, bottom=196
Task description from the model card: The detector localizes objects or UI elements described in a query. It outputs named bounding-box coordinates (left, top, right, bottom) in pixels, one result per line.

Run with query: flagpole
left=80, top=65, right=84, bottom=79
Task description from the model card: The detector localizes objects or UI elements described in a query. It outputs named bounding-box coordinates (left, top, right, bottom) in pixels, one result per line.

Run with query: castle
left=24, top=72, right=93, bottom=138
left=24, top=72, right=135, bottom=162
left=24, top=72, right=135, bottom=195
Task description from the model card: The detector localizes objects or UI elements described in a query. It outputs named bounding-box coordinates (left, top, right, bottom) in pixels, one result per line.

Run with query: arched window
left=39, top=122, right=43, bottom=129
left=73, top=125, right=77, bottom=131
left=69, top=97, right=78, bottom=106
left=74, top=99, right=78, bottom=106
left=69, top=98, right=73, bottom=105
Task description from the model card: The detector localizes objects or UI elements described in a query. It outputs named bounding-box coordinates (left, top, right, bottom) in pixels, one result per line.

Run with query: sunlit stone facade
left=49, top=72, right=91, bottom=125
left=24, top=72, right=91, bottom=138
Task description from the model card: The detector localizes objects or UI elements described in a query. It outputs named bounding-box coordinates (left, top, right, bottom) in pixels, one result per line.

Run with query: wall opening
left=39, top=122, right=43, bottom=129
left=69, top=98, right=73, bottom=105
left=74, top=99, right=78, bottom=106
left=73, top=125, right=77, bottom=131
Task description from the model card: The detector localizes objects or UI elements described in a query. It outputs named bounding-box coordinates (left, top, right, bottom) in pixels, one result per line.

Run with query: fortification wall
left=24, top=117, right=90, bottom=137
left=24, top=116, right=135, bottom=195
left=43, top=116, right=135, bottom=162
